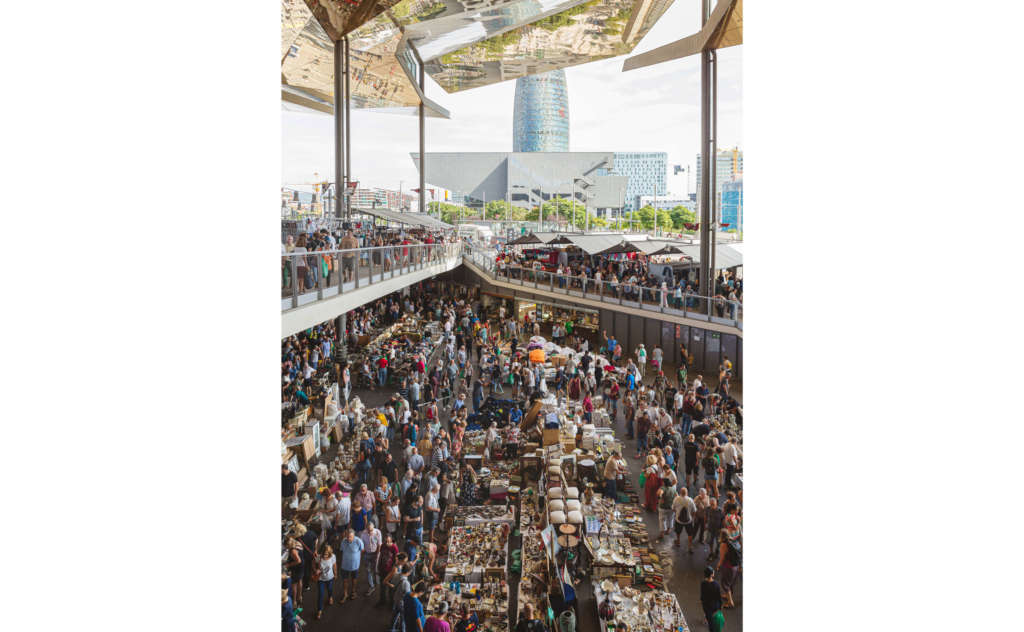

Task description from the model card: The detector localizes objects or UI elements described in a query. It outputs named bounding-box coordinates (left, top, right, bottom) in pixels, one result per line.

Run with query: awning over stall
left=354, top=207, right=454, bottom=229
left=634, top=240, right=689, bottom=256
left=677, top=244, right=743, bottom=269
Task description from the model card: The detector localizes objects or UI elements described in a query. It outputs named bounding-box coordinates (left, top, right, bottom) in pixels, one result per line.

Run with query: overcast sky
left=282, top=0, right=741, bottom=198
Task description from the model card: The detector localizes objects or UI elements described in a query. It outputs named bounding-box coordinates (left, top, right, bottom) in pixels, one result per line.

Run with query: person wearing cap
left=424, top=601, right=451, bottom=632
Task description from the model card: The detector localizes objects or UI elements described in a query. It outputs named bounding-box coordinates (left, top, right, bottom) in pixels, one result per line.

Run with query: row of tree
left=427, top=200, right=698, bottom=233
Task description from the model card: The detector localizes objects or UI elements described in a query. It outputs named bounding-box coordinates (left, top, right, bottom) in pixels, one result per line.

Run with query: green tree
left=427, top=201, right=472, bottom=224
left=668, top=206, right=696, bottom=231
left=484, top=200, right=511, bottom=220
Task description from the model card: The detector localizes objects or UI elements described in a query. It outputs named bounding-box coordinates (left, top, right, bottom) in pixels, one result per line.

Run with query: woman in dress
left=643, top=454, right=662, bottom=512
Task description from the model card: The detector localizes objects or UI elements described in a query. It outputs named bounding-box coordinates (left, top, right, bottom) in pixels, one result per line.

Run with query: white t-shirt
left=672, top=495, right=696, bottom=523
left=425, top=491, right=440, bottom=512
left=335, top=496, right=351, bottom=526
left=386, top=504, right=401, bottom=533
left=319, top=554, right=336, bottom=581
left=723, top=443, right=742, bottom=466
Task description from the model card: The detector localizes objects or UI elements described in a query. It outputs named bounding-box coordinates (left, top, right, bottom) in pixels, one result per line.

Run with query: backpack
left=703, top=456, right=717, bottom=475
left=660, top=487, right=676, bottom=510
left=726, top=538, right=742, bottom=566
left=676, top=498, right=692, bottom=524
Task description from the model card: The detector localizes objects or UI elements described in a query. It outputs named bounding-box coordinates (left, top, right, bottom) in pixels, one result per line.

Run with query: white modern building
left=607, top=152, right=668, bottom=212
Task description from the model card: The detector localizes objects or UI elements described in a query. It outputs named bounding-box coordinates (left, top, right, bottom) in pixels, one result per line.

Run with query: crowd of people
left=283, top=225, right=457, bottom=294
left=494, top=246, right=742, bottom=318
left=282, top=281, right=743, bottom=632
left=283, top=285, right=540, bottom=630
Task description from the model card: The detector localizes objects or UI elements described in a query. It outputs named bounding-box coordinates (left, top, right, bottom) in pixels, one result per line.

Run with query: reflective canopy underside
left=282, top=0, right=683, bottom=113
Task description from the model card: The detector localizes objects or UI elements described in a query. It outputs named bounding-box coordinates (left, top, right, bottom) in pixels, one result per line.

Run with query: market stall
left=594, top=581, right=690, bottom=632
left=444, top=524, right=510, bottom=583
left=425, top=582, right=510, bottom=632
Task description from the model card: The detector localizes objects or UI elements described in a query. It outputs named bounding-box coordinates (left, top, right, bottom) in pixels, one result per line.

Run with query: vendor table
left=444, top=524, right=509, bottom=583
left=593, top=581, right=690, bottom=632
left=452, top=505, right=515, bottom=527
left=425, top=582, right=509, bottom=632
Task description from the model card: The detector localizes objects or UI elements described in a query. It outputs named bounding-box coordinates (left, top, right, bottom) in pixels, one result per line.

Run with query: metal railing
left=281, top=241, right=462, bottom=310
left=463, top=244, right=743, bottom=328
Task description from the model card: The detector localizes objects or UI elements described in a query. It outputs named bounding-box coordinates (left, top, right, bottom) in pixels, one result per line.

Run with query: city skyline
left=282, top=1, right=741, bottom=196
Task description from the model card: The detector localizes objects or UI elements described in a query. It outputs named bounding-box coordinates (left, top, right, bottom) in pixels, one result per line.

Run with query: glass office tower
left=512, top=69, right=569, bottom=152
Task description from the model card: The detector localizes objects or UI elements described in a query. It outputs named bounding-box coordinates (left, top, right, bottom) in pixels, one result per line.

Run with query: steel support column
left=418, top=57, right=426, bottom=215
left=333, top=38, right=345, bottom=220
left=344, top=36, right=352, bottom=219
left=709, top=47, right=718, bottom=288
left=698, top=0, right=716, bottom=300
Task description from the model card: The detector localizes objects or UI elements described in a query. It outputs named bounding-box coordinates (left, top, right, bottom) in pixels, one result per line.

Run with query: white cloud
left=282, top=0, right=741, bottom=197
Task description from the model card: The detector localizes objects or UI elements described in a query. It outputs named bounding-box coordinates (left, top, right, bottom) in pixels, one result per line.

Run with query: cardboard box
left=522, top=401, right=543, bottom=429
left=542, top=428, right=561, bottom=446
left=299, top=435, right=315, bottom=462
left=550, top=355, right=567, bottom=367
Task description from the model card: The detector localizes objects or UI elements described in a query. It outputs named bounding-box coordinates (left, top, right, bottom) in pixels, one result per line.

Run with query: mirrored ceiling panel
left=400, top=0, right=588, bottom=61
left=302, top=0, right=404, bottom=40
left=282, top=0, right=423, bottom=111
left=424, top=0, right=675, bottom=92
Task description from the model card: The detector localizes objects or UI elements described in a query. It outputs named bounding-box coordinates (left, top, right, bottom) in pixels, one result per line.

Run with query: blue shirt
left=607, top=338, right=617, bottom=353
left=339, top=537, right=364, bottom=571
left=403, top=594, right=425, bottom=631
left=352, top=507, right=369, bottom=532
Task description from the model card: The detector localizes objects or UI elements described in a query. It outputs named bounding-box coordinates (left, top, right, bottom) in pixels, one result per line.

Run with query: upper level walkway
left=281, top=242, right=462, bottom=337
left=280, top=240, right=742, bottom=338
left=463, top=244, right=743, bottom=336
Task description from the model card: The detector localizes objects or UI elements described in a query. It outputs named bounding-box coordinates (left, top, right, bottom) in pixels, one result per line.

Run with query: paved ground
left=295, top=352, right=742, bottom=632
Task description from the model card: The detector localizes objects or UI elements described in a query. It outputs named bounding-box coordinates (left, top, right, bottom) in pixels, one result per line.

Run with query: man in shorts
left=337, top=528, right=365, bottom=602
left=340, top=229, right=359, bottom=282
left=672, top=486, right=698, bottom=552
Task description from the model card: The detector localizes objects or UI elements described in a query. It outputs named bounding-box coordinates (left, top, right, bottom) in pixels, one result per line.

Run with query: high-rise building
left=695, top=147, right=743, bottom=218
left=720, top=179, right=743, bottom=233
left=610, top=152, right=667, bottom=212
left=513, top=70, right=569, bottom=152
left=508, top=75, right=665, bottom=216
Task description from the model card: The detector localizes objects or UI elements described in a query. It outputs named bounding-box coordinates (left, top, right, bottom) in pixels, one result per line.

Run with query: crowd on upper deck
left=282, top=222, right=457, bottom=293
left=494, top=246, right=742, bottom=318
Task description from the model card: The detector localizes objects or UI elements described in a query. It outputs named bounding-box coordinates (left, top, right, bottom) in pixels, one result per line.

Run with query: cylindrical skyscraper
left=513, top=69, right=569, bottom=152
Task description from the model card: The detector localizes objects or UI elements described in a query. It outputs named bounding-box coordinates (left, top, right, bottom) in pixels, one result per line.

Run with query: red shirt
left=377, top=357, right=388, bottom=369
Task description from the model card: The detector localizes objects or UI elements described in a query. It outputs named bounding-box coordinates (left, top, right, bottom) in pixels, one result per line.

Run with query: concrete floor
left=295, top=355, right=742, bottom=632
